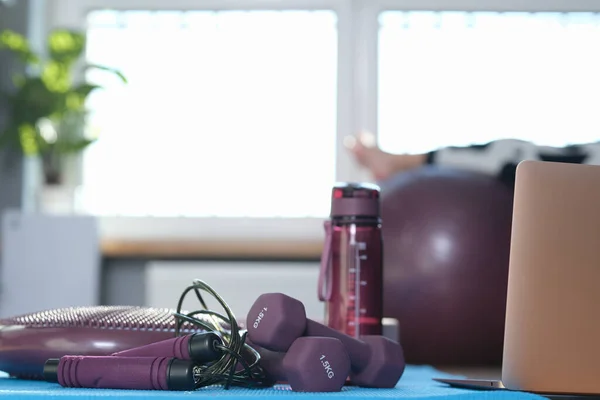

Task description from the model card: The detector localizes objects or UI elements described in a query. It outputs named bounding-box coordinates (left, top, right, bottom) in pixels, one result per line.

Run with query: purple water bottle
left=319, top=183, right=383, bottom=338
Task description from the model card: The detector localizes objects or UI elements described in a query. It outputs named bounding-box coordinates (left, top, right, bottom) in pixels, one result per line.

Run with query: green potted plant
left=0, top=28, right=126, bottom=187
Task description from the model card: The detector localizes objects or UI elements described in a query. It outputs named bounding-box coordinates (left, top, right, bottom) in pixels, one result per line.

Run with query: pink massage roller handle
left=112, top=332, right=223, bottom=362
left=44, top=356, right=198, bottom=391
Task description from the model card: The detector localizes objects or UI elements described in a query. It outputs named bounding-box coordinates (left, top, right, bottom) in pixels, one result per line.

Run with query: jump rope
left=171, top=279, right=269, bottom=389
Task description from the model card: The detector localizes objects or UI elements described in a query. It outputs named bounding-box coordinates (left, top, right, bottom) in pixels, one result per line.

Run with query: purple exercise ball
left=380, top=166, right=514, bottom=366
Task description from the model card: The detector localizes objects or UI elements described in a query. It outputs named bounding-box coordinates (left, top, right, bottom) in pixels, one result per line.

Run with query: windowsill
left=101, top=238, right=323, bottom=259
left=0, top=216, right=324, bottom=260
left=97, top=216, right=325, bottom=259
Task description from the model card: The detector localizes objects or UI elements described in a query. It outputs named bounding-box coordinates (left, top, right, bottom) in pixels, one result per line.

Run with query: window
left=378, top=10, right=600, bottom=154
left=82, top=9, right=338, bottom=218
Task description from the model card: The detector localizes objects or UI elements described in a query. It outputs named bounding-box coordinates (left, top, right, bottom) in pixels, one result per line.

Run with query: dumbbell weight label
left=319, top=355, right=335, bottom=379
left=253, top=307, right=268, bottom=329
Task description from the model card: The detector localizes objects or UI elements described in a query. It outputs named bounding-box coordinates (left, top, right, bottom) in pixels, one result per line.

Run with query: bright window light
left=378, top=11, right=600, bottom=154
left=82, top=10, right=338, bottom=217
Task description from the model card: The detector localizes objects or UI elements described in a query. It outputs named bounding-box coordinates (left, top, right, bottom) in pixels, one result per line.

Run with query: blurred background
left=1, top=0, right=599, bottom=372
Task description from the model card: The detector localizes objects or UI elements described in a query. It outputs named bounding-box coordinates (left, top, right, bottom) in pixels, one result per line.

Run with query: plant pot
left=37, top=184, right=80, bottom=214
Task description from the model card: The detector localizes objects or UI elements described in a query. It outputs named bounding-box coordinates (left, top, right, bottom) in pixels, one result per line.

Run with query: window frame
left=42, top=0, right=600, bottom=242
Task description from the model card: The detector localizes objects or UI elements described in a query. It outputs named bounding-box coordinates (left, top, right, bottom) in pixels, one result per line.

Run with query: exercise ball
left=380, top=166, right=514, bottom=367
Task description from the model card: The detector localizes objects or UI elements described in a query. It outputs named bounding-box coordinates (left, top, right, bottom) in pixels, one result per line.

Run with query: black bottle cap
left=189, top=332, right=223, bottom=362
left=167, top=359, right=199, bottom=391
left=331, top=182, right=380, bottom=218
left=43, top=359, right=60, bottom=383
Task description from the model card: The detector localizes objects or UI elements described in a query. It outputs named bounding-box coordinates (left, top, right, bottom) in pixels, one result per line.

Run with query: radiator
left=145, top=261, right=323, bottom=321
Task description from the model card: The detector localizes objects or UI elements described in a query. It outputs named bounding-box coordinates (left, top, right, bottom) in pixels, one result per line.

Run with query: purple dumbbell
left=44, top=356, right=198, bottom=391
left=246, top=293, right=406, bottom=388
left=247, top=337, right=351, bottom=392
left=112, top=332, right=223, bottom=363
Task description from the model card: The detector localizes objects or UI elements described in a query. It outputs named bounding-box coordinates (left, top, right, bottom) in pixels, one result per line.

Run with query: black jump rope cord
left=172, top=279, right=268, bottom=389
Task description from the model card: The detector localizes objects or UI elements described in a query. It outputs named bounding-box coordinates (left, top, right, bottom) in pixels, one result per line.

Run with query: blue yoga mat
left=0, top=366, right=545, bottom=399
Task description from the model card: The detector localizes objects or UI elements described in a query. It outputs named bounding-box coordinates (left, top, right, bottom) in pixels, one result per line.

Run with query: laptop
left=434, top=160, right=600, bottom=397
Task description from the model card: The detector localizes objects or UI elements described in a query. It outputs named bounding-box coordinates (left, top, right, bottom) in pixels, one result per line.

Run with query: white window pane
left=378, top=11, right=600, bottom=154
left=82, top=10, right=338, bottom=217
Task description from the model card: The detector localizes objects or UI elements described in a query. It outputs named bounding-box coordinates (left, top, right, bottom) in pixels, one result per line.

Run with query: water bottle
left=318, top=182, right=383, bottom=338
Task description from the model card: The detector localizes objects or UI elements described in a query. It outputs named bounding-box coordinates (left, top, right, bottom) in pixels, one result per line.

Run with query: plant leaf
left=18, top=123, right=40, bottom=155
left=8, top=78, right=67, bottom=125
left=55, top=137, right=95, bottom=154
left=72, top=83, right=101, bottom=99
left=66, top=83, right=101, bottom=110
left=85, top=63, right=128, bottom=83
left=48, top=29, right=85, bottom=65
left=0, top=29, right=39, bottom=64
left=41, top=60, right=71, bottom=93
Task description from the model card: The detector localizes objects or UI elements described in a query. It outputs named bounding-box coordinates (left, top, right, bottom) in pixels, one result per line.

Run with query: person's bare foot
left=345, top=132, right=426, bottom=181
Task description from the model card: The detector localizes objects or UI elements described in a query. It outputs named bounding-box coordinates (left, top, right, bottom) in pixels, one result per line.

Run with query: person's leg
left=345, top=132, right=426, bottom=181
left=348, top=133, right=600, bottom=185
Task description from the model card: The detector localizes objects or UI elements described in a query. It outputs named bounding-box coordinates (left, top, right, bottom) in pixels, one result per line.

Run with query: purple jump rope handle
left=112, top=332, right=223, bottom=362
left=44, top=356, right=198, bottom=391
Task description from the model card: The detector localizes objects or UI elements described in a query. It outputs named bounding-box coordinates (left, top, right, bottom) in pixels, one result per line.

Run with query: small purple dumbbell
left=246, top=293, right=406, bottom=388
left=249, top=337, right=351, bottom=392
